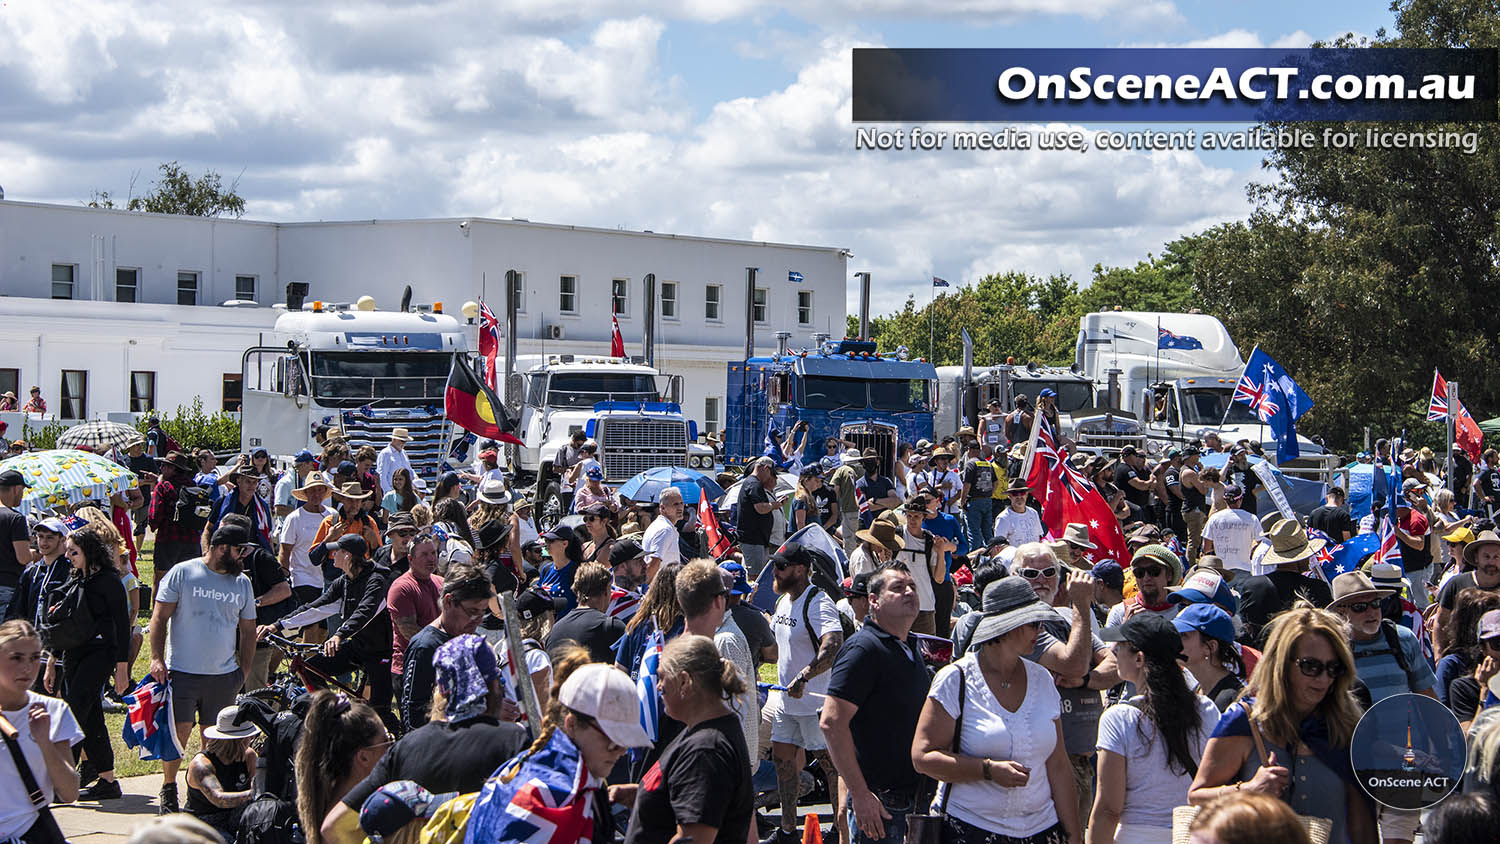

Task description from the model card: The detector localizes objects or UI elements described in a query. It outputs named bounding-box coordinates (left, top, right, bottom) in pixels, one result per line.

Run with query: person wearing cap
left=273, top=449, right=319, bottom=522
left=913, top=574, right=1083, bottom=844
left=6, top=517, right=69, bottom=637
left=1438, top=525, right=1479, bottom=592
left=1392, top=476, right=1437, bottom=609
left=854, top=449, right=900, bottom=530
left=822, top=565, right=927, bottom=844
left=218, top=513, right=294, bottom=691
left=1200, top=482, right=1259, bottom=574
left=992, top=477, right=1044, bottom=549
left=538, top=522, right=586, bottom=615
left=607, top=538, right=649, bottom=624
left=1436, top=530, right=1500, bottom=656
left=720, top=559, right=775, bottom=669
left=20, top=385, right=44, bottom=414
left=375, top=428, right=415, bottom=496
left=1233, top=520, right=1335, bottom=647
left=572, top=464, right=616, bottom=516
left=350, top=781, right=456, bottom=844
left=1109, top=447, right=1153, bottom=525
left=1219, top=446, right=1260, bottom=517
left=262, top=533, right=396, bottom=719
left=0, top=469, right=32, bottom=621
left=461, top=445, right=507, bottom=490
left=1089, top=561, right=1125, bottom=626
left=835, top=572, right=871, bottom=626
left=184, top=705, right=259, bottom=837
left=374, top=511, right=419, bottom=574
left=1173, top=604, right=1246, bottom=711
left=1308, top=485, right=1357, bottom=545
left=828, top=449, right=864, bottom=555
left=205, top=457, right=274, bottom=555
left=547, top=563, right=627, bottom=665
left=148, top=523, right=260, bottom=812
left=1174, top=447, right=1209, bottom=563
left=792, top=462, right=839, bottom=533
left=675, top=561, right=759, bottom=768
left=1003, top=393, right=1034, bottom=446
left=978, top=397, right=1007, bottom=449
left=121, top=438, right=158, bottom=538
left=500, top=586, right=567, bottom=709
left=1091, top=614, right=1220, bottom=844
left=737, top=457, right=783, bottom=575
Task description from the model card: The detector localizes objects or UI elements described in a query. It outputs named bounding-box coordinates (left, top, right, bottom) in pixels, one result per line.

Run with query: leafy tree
left=89, top=161, right=246, bottom=218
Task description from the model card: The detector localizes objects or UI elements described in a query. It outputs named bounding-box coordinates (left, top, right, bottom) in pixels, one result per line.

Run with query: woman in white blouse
left=912, top=576, right=1082, bottom=844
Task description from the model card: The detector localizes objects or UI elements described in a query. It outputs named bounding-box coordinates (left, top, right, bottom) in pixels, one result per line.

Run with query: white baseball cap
left=558, top=664, right=651, bottom=748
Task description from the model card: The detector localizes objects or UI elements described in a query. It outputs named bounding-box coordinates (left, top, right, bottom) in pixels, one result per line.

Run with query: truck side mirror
left=668, top=375, right=683, bottom=405
left=1137, top=389, right=1151, bottom=425
left=282, top=355, right=301, bottom=398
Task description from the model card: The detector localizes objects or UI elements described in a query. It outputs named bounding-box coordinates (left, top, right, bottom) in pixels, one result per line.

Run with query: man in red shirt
left=149, top=452, right=206, bottom=587
left=387, top=533, right=443, bottom=693
left=1396, top=478, right=1434, bottom=609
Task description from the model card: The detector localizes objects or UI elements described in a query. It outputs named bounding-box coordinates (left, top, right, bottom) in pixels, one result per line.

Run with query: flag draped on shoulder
left=445, top=355, right=524, bottom=446
left=463, top=729, right=598, bottom=844
left=121, top=677, right=184, bottom=762
left=1024, top=415, right=1129, bottom=567
left=1232, top=346, right=1312, bottom=461
left=635, top=630, right=665, bottom=743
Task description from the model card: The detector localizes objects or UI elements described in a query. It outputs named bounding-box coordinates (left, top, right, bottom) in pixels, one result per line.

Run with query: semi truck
left=724, top=337, right=937, bottom=474
left=934, top=360, right=1147, bottom=455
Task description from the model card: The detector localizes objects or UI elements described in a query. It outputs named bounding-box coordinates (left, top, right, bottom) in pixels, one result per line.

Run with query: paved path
left=55, top=774, right=164, bottom=843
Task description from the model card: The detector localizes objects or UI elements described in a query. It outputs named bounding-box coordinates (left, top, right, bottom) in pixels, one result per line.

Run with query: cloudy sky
left=0, top=0, right=1387, bottom=314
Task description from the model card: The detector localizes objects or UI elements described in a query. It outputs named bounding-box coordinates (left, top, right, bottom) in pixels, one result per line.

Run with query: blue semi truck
left=724, top=338, right=938, bottom=473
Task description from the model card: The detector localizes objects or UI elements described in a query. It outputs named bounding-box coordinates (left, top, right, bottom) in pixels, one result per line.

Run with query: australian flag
left=464, top=728, right=597, bottom=844
left=1158, top=326, right=1204, bottom=350
left=1232, top=346, right=1313, bottom=461
left=121, top=677, right=184, bottom=762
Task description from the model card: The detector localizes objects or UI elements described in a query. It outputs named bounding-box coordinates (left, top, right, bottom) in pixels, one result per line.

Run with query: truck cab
left=725, top=339, right=937, bottom=476
left=934, top=362, right=1145, bottom=455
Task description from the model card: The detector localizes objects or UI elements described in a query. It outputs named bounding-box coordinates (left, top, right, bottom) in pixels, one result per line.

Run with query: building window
left=0, top=369, right=17, bottom=403
left=51, top=264, right=75, bottom=300
left=222, top=374, right=243, bottom=413
left=559, top=275, right=578, bottom=314
left=704, top=397, right=721, bottom=434
left=116, top=268, right=139, bottom=303
left=177, top=271, right=199, bottom=306
left=235, top=275, right=257, bottom=302
left=130, top=371, right=156, bottom=413
left=611, top=278, right=629, bottom=316
left=705, top=284, right=722, bottom=321
left=661, top=281, right=678, bottom=319
left=59, top=370, right=87, bottom=419
left=753, top=287, right=768, bottom=323
left=797, top=290, right=813, bottom=326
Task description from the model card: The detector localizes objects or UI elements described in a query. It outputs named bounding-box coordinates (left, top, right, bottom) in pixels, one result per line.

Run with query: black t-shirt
left=1452, top=454, right=1473, bottom=497
left=375, top=546, right=409, bottom=577
left=1449, top=676, right=1483, bottom=721
left=854, top=475, right=896, bottom=529
left=736, top=476, right=774, bottom=546
left=1438, top=572, right=1500, bottom=612
left=826, top=619, right=931, bottom=794
left=1163, top=466, right=1184, bottom=515
left=624, top=713, right=752, bottom=844
left=341, top=716, right=528, bottom=810
left=1207, top=674, right=1245, bottom=713
left=546, top=606, right=626, bottom=664
left=0, top=506, right=27, bottom=588
left=243, top=546, right=292, bottom=627
left=400, top=625, right=454, bottom=730
left=729, top=602, right=774, bottom=666
left=1112, top=463, right=1150, bottom=510
left=1482, top=467, right=1500, bottom=505
left=964, top=461, right=999, bottom=498
left=1237, top=571, right=1334, bottom=646
left=1224, top=464, right=1260, bottom=514
left=1308, top=505, right=1357, bottom=542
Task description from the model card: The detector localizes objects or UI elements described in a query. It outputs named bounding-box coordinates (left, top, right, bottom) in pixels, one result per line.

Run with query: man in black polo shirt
left=821, top=565, right=926, bottom=844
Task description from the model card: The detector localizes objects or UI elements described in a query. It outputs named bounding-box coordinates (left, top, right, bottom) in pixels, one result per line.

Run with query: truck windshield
left=310, top=352, right=452, bottom=403
left=1013, top=381, right=1093, bottom=413
left=870, top=378, right=929, bottom=412
left=1180, top=388, right=1261, bottom=426
left=801, top=376, right=868, bottom=410
left=546, top=373, right=657, bottom=408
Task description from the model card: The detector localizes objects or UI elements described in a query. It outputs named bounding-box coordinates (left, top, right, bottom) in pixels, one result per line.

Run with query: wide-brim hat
left=855, top=520, right=904, bottom=555
left=1061, top=523, right=1096, bottom=550
left=333, top=481, right=372, bottom=501
left=956, top=426, right=976, bottom=439
left=202, top=705, right=259, bottom=740
left=970, top=576, right=1059, bottom=648
left=157, top=451, right=196, bottom=474
left=222, top=457, right=255, bottom=484
left=1005, top=477, right=1029, bottom=494
left=1464, top=530, right=1500, bottom=566
left=390, top=427, right=411, bottom=442
left=839, top=448, right=865, bottom=466
left=1327, top=570, right=1395, bottom=610
left=476, top=479, right=510, bottom=505
left=474, top=519, right=513, bottom=551
left=1008, top=443, right=1028, bottom=459
left=1260, top=519, right=1325, bottom=565
left=291, top=472, right=334, bottom=500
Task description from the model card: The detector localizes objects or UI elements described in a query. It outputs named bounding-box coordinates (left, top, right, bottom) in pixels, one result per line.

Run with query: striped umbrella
left=56, top=420, right=144, bottom=452
left=0, top=449, right=138, bottom=515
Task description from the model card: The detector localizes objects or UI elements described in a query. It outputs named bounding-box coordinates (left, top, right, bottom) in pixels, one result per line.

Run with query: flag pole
left=929, top=281, right=936, bottom=364
left=1019, top=396, right=1045, bottom=484
left=1155, top=316, right=1161, bottom=386
left=1446, top=375, right=1457, bottom=496
left=1220, top=344, right=1255, bottom=430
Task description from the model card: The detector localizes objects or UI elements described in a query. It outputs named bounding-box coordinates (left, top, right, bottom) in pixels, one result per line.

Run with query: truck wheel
left=536, top=482, right=565, bottom=532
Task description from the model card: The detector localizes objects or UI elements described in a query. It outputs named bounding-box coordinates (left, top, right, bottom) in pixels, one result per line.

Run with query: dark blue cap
left=1089, top=560, right=1124, bottom=592
left=294, top=449, right=316, bottom=464
left=1172, top=603, right=1237, bottom=644
left=337, top=460, right=357, bottom=476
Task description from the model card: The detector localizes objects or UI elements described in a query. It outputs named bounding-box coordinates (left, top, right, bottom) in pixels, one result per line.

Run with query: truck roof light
left=312, top=300, right=324, bottom=312
left=433, top=301, right=443, bottom=313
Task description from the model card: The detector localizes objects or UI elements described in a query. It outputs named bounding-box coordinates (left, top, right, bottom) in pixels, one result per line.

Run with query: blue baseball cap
left=1172, top=603, right=1237, bottom=645
left=293, top=449, right=316, bottom=464
left=1089, top=561, right=1124, bottom=592
left=1168, top=569, right=1240, bottom=615
left=1039, top=388, right=1057, bottom=398
left=34, top=517, right=71, bottom=536
left=719, top=561, right=752, bottom=596
left=337, top=460, right=358, bottom=476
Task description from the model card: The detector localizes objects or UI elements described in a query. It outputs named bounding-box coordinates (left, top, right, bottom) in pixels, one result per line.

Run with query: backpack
left=235, top=794, right=303, bottom=844
left=800, top=585, right=855, bottom=651
left=173, top=483, right=213, bottom=531
left=431, top=523, right=474, bottom=575
left=40, top=576, right=97, bottom=653
left=1358, top=619, right=1420, bottom=691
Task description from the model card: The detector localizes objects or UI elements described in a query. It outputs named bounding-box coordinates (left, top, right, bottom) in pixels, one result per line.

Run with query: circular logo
left=1350, top=692, right=1465, bottom=810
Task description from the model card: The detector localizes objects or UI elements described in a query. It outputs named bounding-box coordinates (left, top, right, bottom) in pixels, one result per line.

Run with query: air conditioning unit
left=545, top=324, right=565, bottom=340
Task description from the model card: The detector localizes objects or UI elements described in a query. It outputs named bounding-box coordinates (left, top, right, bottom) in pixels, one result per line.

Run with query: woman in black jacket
left=44, top=525, right=130, bottom=799
left=258, top=534, right=394, bottom=720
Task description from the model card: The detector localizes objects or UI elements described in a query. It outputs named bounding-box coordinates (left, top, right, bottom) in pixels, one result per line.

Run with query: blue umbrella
left=616, top=467, right=726, bottom=505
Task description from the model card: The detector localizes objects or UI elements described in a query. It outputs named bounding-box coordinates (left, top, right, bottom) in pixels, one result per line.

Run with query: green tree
left=89, top=161, right=246, bottom=218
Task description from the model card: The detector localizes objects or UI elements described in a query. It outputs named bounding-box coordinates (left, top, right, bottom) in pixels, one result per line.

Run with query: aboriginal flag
left=445, top=355, right=524, bottom=445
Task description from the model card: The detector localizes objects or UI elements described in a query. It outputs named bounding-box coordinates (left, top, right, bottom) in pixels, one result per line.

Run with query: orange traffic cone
left=802, top=815, right=822, bottom=844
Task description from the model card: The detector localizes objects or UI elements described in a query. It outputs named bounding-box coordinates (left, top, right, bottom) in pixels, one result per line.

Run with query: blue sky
left=0, top=0, right=1398, bottom=314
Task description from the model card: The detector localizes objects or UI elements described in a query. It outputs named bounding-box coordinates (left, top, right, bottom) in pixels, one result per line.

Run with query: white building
left=0, top=200, right=849, bottom=435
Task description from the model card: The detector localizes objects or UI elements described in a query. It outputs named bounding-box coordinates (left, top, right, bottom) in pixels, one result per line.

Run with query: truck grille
left=840, top=423, right=898, bottom=477
left=336, top=408, right=449, bottom=480
left=600, top=419, right=687, bottom=482
left=1075, top=433, right=1145, bottom=454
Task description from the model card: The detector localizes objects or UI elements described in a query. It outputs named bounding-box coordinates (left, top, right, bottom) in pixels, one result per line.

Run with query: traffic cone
left=802, top=814, right=822, bottom=844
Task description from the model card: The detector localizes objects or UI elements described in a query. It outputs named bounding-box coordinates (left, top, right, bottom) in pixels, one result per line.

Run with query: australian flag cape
left=464, top=728, right=599, bottom=844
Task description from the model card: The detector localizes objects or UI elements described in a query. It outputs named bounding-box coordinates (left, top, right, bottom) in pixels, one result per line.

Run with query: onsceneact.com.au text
left=996, top=66, right=1478, bottom=102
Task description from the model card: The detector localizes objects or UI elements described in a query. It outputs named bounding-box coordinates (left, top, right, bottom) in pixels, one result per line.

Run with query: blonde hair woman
left=1188, top=606, right=1375, bottom=843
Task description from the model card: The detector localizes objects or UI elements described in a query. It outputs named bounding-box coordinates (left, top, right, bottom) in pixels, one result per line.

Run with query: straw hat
left=390, top=427, right=411, bottom=442
left=1463, top=530, right=1500, bottom=566
left=855, top=520, right=904, bottom=555
left=1326, top=571, right=1395, bottom=610
left=1259, top=519, right=1325, bottom=566
left=476, top=478, right=509, bottom=506
left=333, top=481, right=371, bottom=501
left=291, top=471, right=334, bottom=501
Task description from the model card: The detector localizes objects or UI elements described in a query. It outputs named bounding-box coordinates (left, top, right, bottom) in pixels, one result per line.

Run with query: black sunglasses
left=1295, top=657, right=1346, bottom=679
left=1483, top=638, right=1500, bottom=651
left=1132, top=565, right=1165, bottom=578
left=1343, top=601, right=1381, bottom=614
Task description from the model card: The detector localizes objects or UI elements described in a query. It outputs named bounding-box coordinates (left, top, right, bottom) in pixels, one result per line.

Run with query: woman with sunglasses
left=1189, top=606, right=1376, bottom=844
left=1450, top=608, right=1500, bottom=732
left=1436, top=589, right=1500, bottom=716
left=295, top=690, right=391, bottom=844
left=579, top=503, right=618, bottom=565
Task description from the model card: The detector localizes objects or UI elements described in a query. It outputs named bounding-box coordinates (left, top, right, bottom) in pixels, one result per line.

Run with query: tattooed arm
left=787, top=630, right=844, bottom=699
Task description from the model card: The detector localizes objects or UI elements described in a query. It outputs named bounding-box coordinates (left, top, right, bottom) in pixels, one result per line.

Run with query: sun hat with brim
left=1172, top=603, right=1237, bottom=645
left=222, top=457, right=255, bottom=484
left=1479, top=609, right=1500, bottom=641
left=1326, top=571, right=1395, bottom=610
left=157, top=451, right=196, bottom=474
left=476, top=478, right=509, bottom=506
left=1259, top=519, right=1325, bottom=566
left=1190, top=555, right=1236, bottom=582
left=389, top=427, right=411, bottom=443
left=1100, top=613, right=1185, bottom=662
left=969, top=576, right=1060, bottom=648
left=1008, top=443, right=1028, bottom=460
left=1061, top=523, right=1096, bottom=550
left=1005, top=477, right=1029, bottom=494
left=855, top=520, right=904, bottom=556
left=560, top=663, right=651, bottom=748
left=333, top=481, right=371, bottom=501
left=1445, top=526, right=1477, bottom=544
left=291, top=472, right=334, bottom=501
left=473, top=520, right=513, bottom=551
left=509, top=490, right=533, bottom=509
left=1363, top=562, right=1406, bottom=592
left=202, top=705, right=259, bottom=741
left=1464, top=530, right=1500, bottom=566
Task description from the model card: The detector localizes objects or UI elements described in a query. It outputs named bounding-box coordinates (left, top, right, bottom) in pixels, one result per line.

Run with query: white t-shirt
left=915, top=469, right=963, bottom=513
left=773, top=586, right=842, bottom=716
left=0, top=692, right=83, bottom=840
left=716, top=615, right=760, bottom=759
left=499, top=641, right=553, bottom=705
left=279, top=504, right=334, bottom=589
left=929, top=655, right=1061, bottom=838
left=896, top=526, right=937, bottom=612
left=641, top=516, right=680, bottom=567
left=1201, top=508, right=1260, bottom=572
left=1096, top=694, right=1219, bottom=839
left=992, top=506, right=1045, bottom=548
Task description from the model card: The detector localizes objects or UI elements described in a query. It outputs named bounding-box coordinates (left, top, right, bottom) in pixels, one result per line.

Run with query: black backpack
left=236, top=794, right=303, bottom=844
left=174, top=483, right=213, bottom=531
left=800, top=585, right=856, bottom=651
left=40, top=576, right=96, bottom=653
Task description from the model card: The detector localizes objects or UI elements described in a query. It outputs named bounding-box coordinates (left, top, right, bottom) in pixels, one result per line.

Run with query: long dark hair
left=295, top=691, right=384, bottom=844
left=1135, top=643, right=1203, bottom=777
left=433, top=498, right=476, bottom=549
left=1453, top=588, right=1500, bottom=670
left=68, top=527, right=119, bottom=578
left=432, top=472, right=462, bottom=503
left=626, top=562, right=681, bottom=636
left=391, top=468, right=419, bottom=512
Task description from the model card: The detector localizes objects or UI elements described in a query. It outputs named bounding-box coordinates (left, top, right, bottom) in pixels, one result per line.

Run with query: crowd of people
left=4, top=416, right=1500, bottom=844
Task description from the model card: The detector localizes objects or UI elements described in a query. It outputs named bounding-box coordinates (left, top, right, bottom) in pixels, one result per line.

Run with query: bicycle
left=246, top=631, right=369, bottom=709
